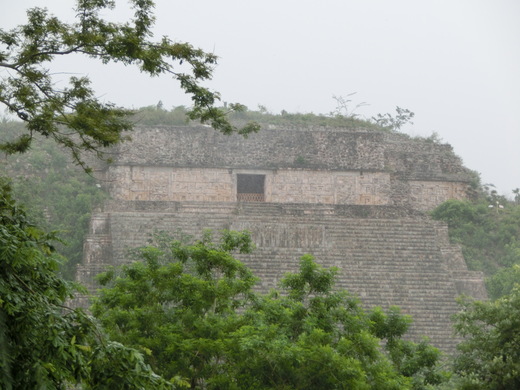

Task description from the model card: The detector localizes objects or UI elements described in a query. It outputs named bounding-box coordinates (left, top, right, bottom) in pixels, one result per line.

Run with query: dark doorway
left=237, top=174, right=265, bottom=202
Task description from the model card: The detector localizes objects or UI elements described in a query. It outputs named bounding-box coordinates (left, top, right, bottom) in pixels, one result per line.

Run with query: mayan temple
left=76, top=125, right=487, bottom=353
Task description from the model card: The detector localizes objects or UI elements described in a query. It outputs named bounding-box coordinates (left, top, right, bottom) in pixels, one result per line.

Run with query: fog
left=2, top=0, right=519, bottom=195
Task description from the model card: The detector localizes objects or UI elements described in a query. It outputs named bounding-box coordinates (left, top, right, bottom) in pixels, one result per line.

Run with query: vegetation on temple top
left=131, top=102, right=414, bottom=132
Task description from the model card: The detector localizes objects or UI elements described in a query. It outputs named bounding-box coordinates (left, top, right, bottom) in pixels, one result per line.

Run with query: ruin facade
left=77, top=125, right=487, bottom=353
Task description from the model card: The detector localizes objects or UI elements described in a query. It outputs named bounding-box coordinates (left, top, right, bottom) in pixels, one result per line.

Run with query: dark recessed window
left=237, top=174, right=265, bottom=201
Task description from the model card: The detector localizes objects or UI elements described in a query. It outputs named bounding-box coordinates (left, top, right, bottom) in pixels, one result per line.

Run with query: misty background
left=2, top=0, right=519, bottom=196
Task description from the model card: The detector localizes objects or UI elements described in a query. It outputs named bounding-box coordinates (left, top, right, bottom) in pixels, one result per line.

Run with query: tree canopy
left=0, top=178, right=176, bottom=389
left=453, top=287, right=520, bottom=389
left=431, top=194, right=520, bottom=299
left=0, top=0, right=259, bottom=169
left=92, top=231, right=446, bottom=389
left=0, top=119, right=108, bottom=279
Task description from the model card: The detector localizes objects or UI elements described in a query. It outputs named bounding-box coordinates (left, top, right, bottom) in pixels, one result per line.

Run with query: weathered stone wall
left=106, top=126, right=387, bottom=171
left=408, top=180, right=469, bottom=211
left=107, top=166, right=234, bottom=202
left=104, top=165, right=466, bottom=210
left=268, top=170, right=393, bottom=205
left=102, top=126, right=469, bottom=180
left=105, top=165, right=396, bottom=206
left=94, top=125, right=473, bottom=211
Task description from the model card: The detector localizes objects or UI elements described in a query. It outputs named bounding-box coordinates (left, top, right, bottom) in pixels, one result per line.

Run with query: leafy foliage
left=225, top=255, right=415, bottom=390
left=431, top=196, right=520, bottom=298
left=487, top=264, right=520, bottom=300
left=0, top=1, right=259, bottom=169
left=93, top=231, right=446, bottom=389
left=453, top=287, right=520, bottom=389
left=131, top=103, right=383, bottom=129
left=132, top=104, right=190, bottom=126
left=92, top=230, right=258, bottom=388
left=0, top=119, right=105, bottom=279
left=371, top=106, right=415, bottom=131
left=0, top=178, right=174, bottom=389
left=329, top=93, right=369, bottom=119
left=369, top=307, right=449, bottom=389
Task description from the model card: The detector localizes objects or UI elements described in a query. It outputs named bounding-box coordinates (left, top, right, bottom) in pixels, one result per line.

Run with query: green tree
left=513, top=188, right=520, bottom=205
left=0, top=0, right=259, bottom=169
left=431, top=198, right=520, bottom=298
left=93, top=231, right=446, bottom=389
left=1, top=119, right=108, bottom=278
left=453, top=287, right=520, bottom=389
left=369, top=307, right=449, bottom=389
left=371, top=106, right=415, bottom=131
left=224, top=254, right=412, bottom=390
left=92, top=230, right=258, bottom=388
left=0, top=178, right=175, bottom=389
left=487, top=264, right=520, bottom=299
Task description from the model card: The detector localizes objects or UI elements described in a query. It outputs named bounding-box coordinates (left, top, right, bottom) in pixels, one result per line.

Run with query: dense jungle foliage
left=431, top=187, right=520, bottom=300
left=0, top=119, right=106, bottom=279
left=0, top=178, right=176, bottom=389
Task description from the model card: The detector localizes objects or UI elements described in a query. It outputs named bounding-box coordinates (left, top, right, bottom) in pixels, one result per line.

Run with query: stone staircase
left=76, top=201, right=486, bottom=353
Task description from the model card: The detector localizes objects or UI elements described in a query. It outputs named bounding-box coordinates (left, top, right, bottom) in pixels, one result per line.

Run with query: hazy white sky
left=2, top=0, right=519, bottom=196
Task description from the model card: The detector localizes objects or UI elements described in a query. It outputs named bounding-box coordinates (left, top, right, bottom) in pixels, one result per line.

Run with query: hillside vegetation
left=431, top=188, right=520, bottom=299
left=0, top=119, right=106, bottom=279
left=132, top=102, right=397, bottom=130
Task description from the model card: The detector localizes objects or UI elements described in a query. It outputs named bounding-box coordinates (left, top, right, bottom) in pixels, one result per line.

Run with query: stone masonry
left=77, top=125, right=486, bottom=353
